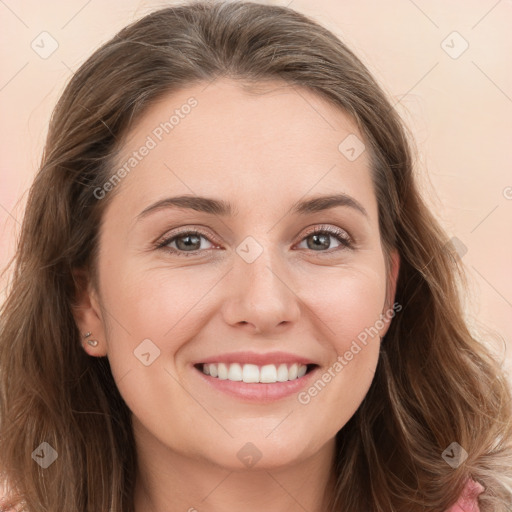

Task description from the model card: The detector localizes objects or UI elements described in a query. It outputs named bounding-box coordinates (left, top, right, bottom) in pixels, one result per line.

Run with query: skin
left=73, top=78, right=399, bottom=512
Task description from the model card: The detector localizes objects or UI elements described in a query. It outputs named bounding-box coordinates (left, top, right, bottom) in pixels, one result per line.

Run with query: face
left=77, top=78, right=399, bottom=470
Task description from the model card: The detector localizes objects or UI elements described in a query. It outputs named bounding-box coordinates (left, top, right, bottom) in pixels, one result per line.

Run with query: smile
left=198, top=362, right=312, bottom=383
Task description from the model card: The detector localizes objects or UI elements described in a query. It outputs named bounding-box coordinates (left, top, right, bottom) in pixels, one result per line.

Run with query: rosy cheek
left=103, top=258, right=182, bottom=322
left=307, top=273, right=385, bottom=341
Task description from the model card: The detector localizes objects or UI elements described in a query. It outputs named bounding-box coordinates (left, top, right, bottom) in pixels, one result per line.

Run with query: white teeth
left=200, top=362, right=310, bottom=383
left=218, top=362, right=228, bottom=380
left=242, top=364, right=259, bottom=383
left=227, top=363, right=242, bottom=381
left=276, top=363, right=289, bottom=382
left=260, top=364, right=277, bottom=383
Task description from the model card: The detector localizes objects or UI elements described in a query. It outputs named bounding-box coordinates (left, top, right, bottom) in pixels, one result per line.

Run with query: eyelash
left=155, top=225, right=354, bottom=258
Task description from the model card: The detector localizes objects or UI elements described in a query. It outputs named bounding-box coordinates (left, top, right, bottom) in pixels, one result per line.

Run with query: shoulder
left=0, top=481, right=18, bottom=512
left=445, top=478, right=484, bottom=512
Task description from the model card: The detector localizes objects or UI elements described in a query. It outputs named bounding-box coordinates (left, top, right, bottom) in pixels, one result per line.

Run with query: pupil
left=308, top=233, right=330, bottom=251
left=177, top=234, right=200, bottom=251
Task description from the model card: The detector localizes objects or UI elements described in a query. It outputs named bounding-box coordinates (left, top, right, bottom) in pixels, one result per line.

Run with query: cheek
left=305, top=265, right=387, bottom=351
left=101, top=260, right=216, bottom=339
left=97, top=263, right=213, bottom=437
left=295, top=267, right=386, bottom=426
left=98, top=260, right=222, bottom=383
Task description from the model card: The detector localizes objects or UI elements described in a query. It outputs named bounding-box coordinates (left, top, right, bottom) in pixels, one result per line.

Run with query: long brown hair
left=1, top=2, right=511, bottom=511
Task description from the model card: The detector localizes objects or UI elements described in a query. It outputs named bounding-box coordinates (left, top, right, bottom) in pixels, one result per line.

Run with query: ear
left=379, top=249, right=400, bottom=338
left=71, top=268, right=108, bottom=357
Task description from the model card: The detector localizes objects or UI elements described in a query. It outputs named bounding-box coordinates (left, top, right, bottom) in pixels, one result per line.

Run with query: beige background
left=0, top=0, right=511, bottom=377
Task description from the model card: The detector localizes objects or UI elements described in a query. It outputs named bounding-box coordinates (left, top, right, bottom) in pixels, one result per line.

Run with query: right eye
left=156, top=229, right=219, bottom=257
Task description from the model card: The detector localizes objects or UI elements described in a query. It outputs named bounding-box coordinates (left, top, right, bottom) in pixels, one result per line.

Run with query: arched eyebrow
left=292, top=194, right=368, bottom=218
left=135, top=193, right=368, bottom=223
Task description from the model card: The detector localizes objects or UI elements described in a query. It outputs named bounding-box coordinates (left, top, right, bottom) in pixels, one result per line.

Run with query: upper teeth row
left=202, top=363, right=308, bottom=383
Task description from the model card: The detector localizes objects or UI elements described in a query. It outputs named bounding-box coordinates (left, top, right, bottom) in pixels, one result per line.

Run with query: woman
left=0, top=2, right=510, bottom=511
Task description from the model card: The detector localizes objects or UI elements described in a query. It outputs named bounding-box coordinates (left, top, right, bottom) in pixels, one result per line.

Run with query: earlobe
left=71, top=268, right=108, bottom=357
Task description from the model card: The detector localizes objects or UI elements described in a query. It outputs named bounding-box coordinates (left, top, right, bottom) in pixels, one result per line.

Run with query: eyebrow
left=135, top=193, right=368, bottom=222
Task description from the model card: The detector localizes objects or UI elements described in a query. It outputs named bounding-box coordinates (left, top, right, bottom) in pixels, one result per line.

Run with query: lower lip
left=192, top=365, right=319, bottom=402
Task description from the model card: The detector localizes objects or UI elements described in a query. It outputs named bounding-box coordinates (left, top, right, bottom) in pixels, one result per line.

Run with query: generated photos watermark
left=297, top=301, right=402, bottom=405
left=93, top=97, right=198, bottom=200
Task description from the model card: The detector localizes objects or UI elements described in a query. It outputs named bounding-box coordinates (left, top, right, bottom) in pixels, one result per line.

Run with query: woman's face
left=80, top=79, right=399, bottom=469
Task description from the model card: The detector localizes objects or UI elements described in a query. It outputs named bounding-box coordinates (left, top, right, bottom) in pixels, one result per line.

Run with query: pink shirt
left=446, top=478, right=484, bottom=512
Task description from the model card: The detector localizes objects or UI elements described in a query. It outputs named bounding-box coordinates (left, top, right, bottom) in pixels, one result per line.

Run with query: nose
left=221, top=245, right=301, bottom=335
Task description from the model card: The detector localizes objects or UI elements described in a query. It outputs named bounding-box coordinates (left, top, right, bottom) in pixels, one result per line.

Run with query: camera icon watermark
left=441, top=31, right=469, bottom=59
left=236, top=236, right=264, bottom=263
left=31, top=31, right=59, bottom=59
left=31, top=442, right=58, bottom=469
left=442, top=442, right=468, bottom=468
left=443, top=236, right=467, bottom=260
left=236, top=442, right=262, bottom=468
left=134, top=338, right=161, bottom=366
left=338, top=133, right=366, bottom=162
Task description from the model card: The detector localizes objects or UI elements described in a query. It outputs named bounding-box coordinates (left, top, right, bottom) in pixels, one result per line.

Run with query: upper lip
left=194, top=351, right=318, bottom=367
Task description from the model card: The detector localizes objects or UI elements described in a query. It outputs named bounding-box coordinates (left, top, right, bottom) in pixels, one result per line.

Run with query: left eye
left=296, top=228, right=352, bottom=252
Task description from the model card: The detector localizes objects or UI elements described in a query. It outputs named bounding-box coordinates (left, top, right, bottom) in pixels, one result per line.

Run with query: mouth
left=193, top=362, right=318, bottom=383
left=192, top=361, right=320, bottom=402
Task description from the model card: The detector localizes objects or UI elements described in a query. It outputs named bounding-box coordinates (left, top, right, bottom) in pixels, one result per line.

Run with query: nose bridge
left=237, top=235, right=287, bottom=300
left=223, top=234, right=300, bottom=332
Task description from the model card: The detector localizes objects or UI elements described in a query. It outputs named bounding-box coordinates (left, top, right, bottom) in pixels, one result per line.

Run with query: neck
left=132, top=419, right=337, bottom=512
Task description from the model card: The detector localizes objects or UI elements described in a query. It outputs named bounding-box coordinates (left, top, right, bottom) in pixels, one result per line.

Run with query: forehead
left=107, top=78, right=376, bottom=219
